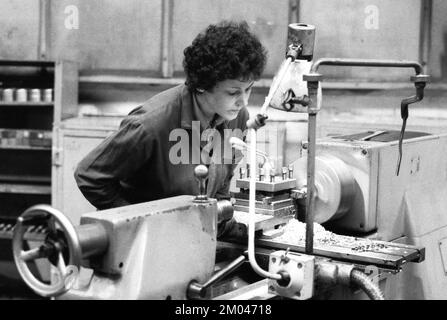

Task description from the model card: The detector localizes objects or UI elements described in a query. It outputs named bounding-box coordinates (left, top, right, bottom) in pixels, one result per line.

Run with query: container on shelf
left=2, top=88, right=14, bottom=102
left=16, top=88, right=27, bottom=102
left=43, top=88, right=53, bottom=103
left=30, top=89, right=42, bottom=103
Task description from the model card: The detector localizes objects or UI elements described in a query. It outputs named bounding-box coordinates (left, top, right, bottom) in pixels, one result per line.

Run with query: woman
left=74, top=20, right=267, bottom=235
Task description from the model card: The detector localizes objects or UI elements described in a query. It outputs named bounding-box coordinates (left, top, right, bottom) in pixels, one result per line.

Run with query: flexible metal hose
left=350, top=269, right=385, bottom=300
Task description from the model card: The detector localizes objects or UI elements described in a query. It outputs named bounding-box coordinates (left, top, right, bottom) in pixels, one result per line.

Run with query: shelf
left=0, top=175, right=51, bottom=184
left=0, top=183, right=51, bottom=195
left=0, top=60, right=54, bottom=67
left=0, top=102, right=53, bottom=107
left=0, top=145, right=51, bottom=151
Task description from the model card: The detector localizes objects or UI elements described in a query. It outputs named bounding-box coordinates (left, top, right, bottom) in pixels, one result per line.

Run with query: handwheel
left=12, top=204, right=82, bottom=297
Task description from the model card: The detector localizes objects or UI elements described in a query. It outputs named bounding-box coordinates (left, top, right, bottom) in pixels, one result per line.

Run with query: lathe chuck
left=292, top=154, right=356, bottom=223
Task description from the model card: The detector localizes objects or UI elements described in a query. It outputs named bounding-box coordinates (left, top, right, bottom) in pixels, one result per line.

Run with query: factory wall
left=0, top=0, right=40, bottom=60
left=1, top=0, right=446, bottom=81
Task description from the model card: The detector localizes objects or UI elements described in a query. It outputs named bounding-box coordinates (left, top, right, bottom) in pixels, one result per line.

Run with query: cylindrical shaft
left=305, top=113, right=317, bottom=254
left=75, top=223, right=109, bottom=258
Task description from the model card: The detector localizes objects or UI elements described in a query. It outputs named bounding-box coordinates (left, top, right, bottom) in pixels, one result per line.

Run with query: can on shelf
left=2, top=88, right=14, bottom=102
left=30, top=89, right=42, bottom=103
left=43, top=88, right=53, bottom=103
left=16, top=88, right=28, bottom=102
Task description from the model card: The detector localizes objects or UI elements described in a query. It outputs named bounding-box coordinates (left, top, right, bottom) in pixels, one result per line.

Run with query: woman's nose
left=237, top=92, right=250, bottom=107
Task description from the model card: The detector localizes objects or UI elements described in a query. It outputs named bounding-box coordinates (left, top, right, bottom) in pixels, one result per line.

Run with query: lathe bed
left=254, top=237, right=424, bottom=269
left=226, top=212, right=424, bottom=270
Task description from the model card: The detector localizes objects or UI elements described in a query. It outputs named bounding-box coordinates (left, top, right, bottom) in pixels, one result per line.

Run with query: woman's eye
left=228, top=91, right=240, bottom=96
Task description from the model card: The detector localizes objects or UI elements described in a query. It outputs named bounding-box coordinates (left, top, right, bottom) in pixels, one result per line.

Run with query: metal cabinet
left=0, top=59, right=77, bottom=292
left=52, top=116, right=122, bottom=225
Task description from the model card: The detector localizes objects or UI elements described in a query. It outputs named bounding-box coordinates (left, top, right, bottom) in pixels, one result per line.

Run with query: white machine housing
left=61, top=195, right=217, bottom=300
left=297, top=132, right=447, bottom=240
left=295, top=131, right=447, bottom=299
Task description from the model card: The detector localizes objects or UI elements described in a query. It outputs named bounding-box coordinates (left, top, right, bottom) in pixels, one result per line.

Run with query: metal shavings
left=272, top=219, right=389, bottom=252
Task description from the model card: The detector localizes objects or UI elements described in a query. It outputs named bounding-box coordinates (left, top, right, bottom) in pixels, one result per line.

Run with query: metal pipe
left=75, top=223, right=109, bottom=258
left=247, top=128, right=282, bottom=281
left=310, top=58, right=423, bottom=75
left=305, top=113, right=317, bottom=254
left=350, top=269, right=385, bottom=300
left=187, top=254, right=247, bottom=299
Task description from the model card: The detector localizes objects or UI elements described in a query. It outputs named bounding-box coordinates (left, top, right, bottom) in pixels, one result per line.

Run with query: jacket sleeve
left=74, top=116, right=153, bottom=210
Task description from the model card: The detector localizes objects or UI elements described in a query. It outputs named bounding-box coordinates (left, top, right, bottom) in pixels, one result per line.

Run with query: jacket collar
left=180, top=85, right=228, bottom=130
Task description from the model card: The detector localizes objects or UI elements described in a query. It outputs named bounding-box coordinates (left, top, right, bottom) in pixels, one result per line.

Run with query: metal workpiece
left=291, top=187, right=307, bottom=200
left=187, top=254, right=247, bottom=299
left=287, top=23, right=316, bottom=61
left=309, top=58, right=423, bottom=74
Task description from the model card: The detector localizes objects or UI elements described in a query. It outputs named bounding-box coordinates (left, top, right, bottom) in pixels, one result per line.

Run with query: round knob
left=194, top=165, right=208, bottom=180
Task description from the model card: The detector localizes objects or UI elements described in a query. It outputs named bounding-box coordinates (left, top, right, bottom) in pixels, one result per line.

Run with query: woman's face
left=198, top=79, right=254, bottom=121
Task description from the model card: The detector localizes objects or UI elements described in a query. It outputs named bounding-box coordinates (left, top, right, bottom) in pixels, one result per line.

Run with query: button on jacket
left=74, top=84, right=248, bottom=210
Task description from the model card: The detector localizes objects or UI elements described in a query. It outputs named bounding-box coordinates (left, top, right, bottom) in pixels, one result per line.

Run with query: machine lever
left=187, top=253, right=247, bottom=299
left=396, top=79, right=428, bottom=176
left=194, top=165, right=209, bottom=201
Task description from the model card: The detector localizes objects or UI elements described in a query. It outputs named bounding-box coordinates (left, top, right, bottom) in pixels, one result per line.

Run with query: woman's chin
left=224, top=112, right=239, bottom=121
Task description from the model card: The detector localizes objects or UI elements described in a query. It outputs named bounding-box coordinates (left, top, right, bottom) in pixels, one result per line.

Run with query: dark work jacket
left=74, top=84, right=248, bottom=210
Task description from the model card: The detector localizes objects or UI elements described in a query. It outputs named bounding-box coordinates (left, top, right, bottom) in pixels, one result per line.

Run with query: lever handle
left=194, top=165, right=208, bottom=201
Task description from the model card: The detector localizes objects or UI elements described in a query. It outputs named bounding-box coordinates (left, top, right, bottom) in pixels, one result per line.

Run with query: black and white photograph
left=1, top=0, right=447, bottom=309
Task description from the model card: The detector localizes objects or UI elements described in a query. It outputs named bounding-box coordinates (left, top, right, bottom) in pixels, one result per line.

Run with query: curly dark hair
left=183, top=20, right=267, bottom=92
